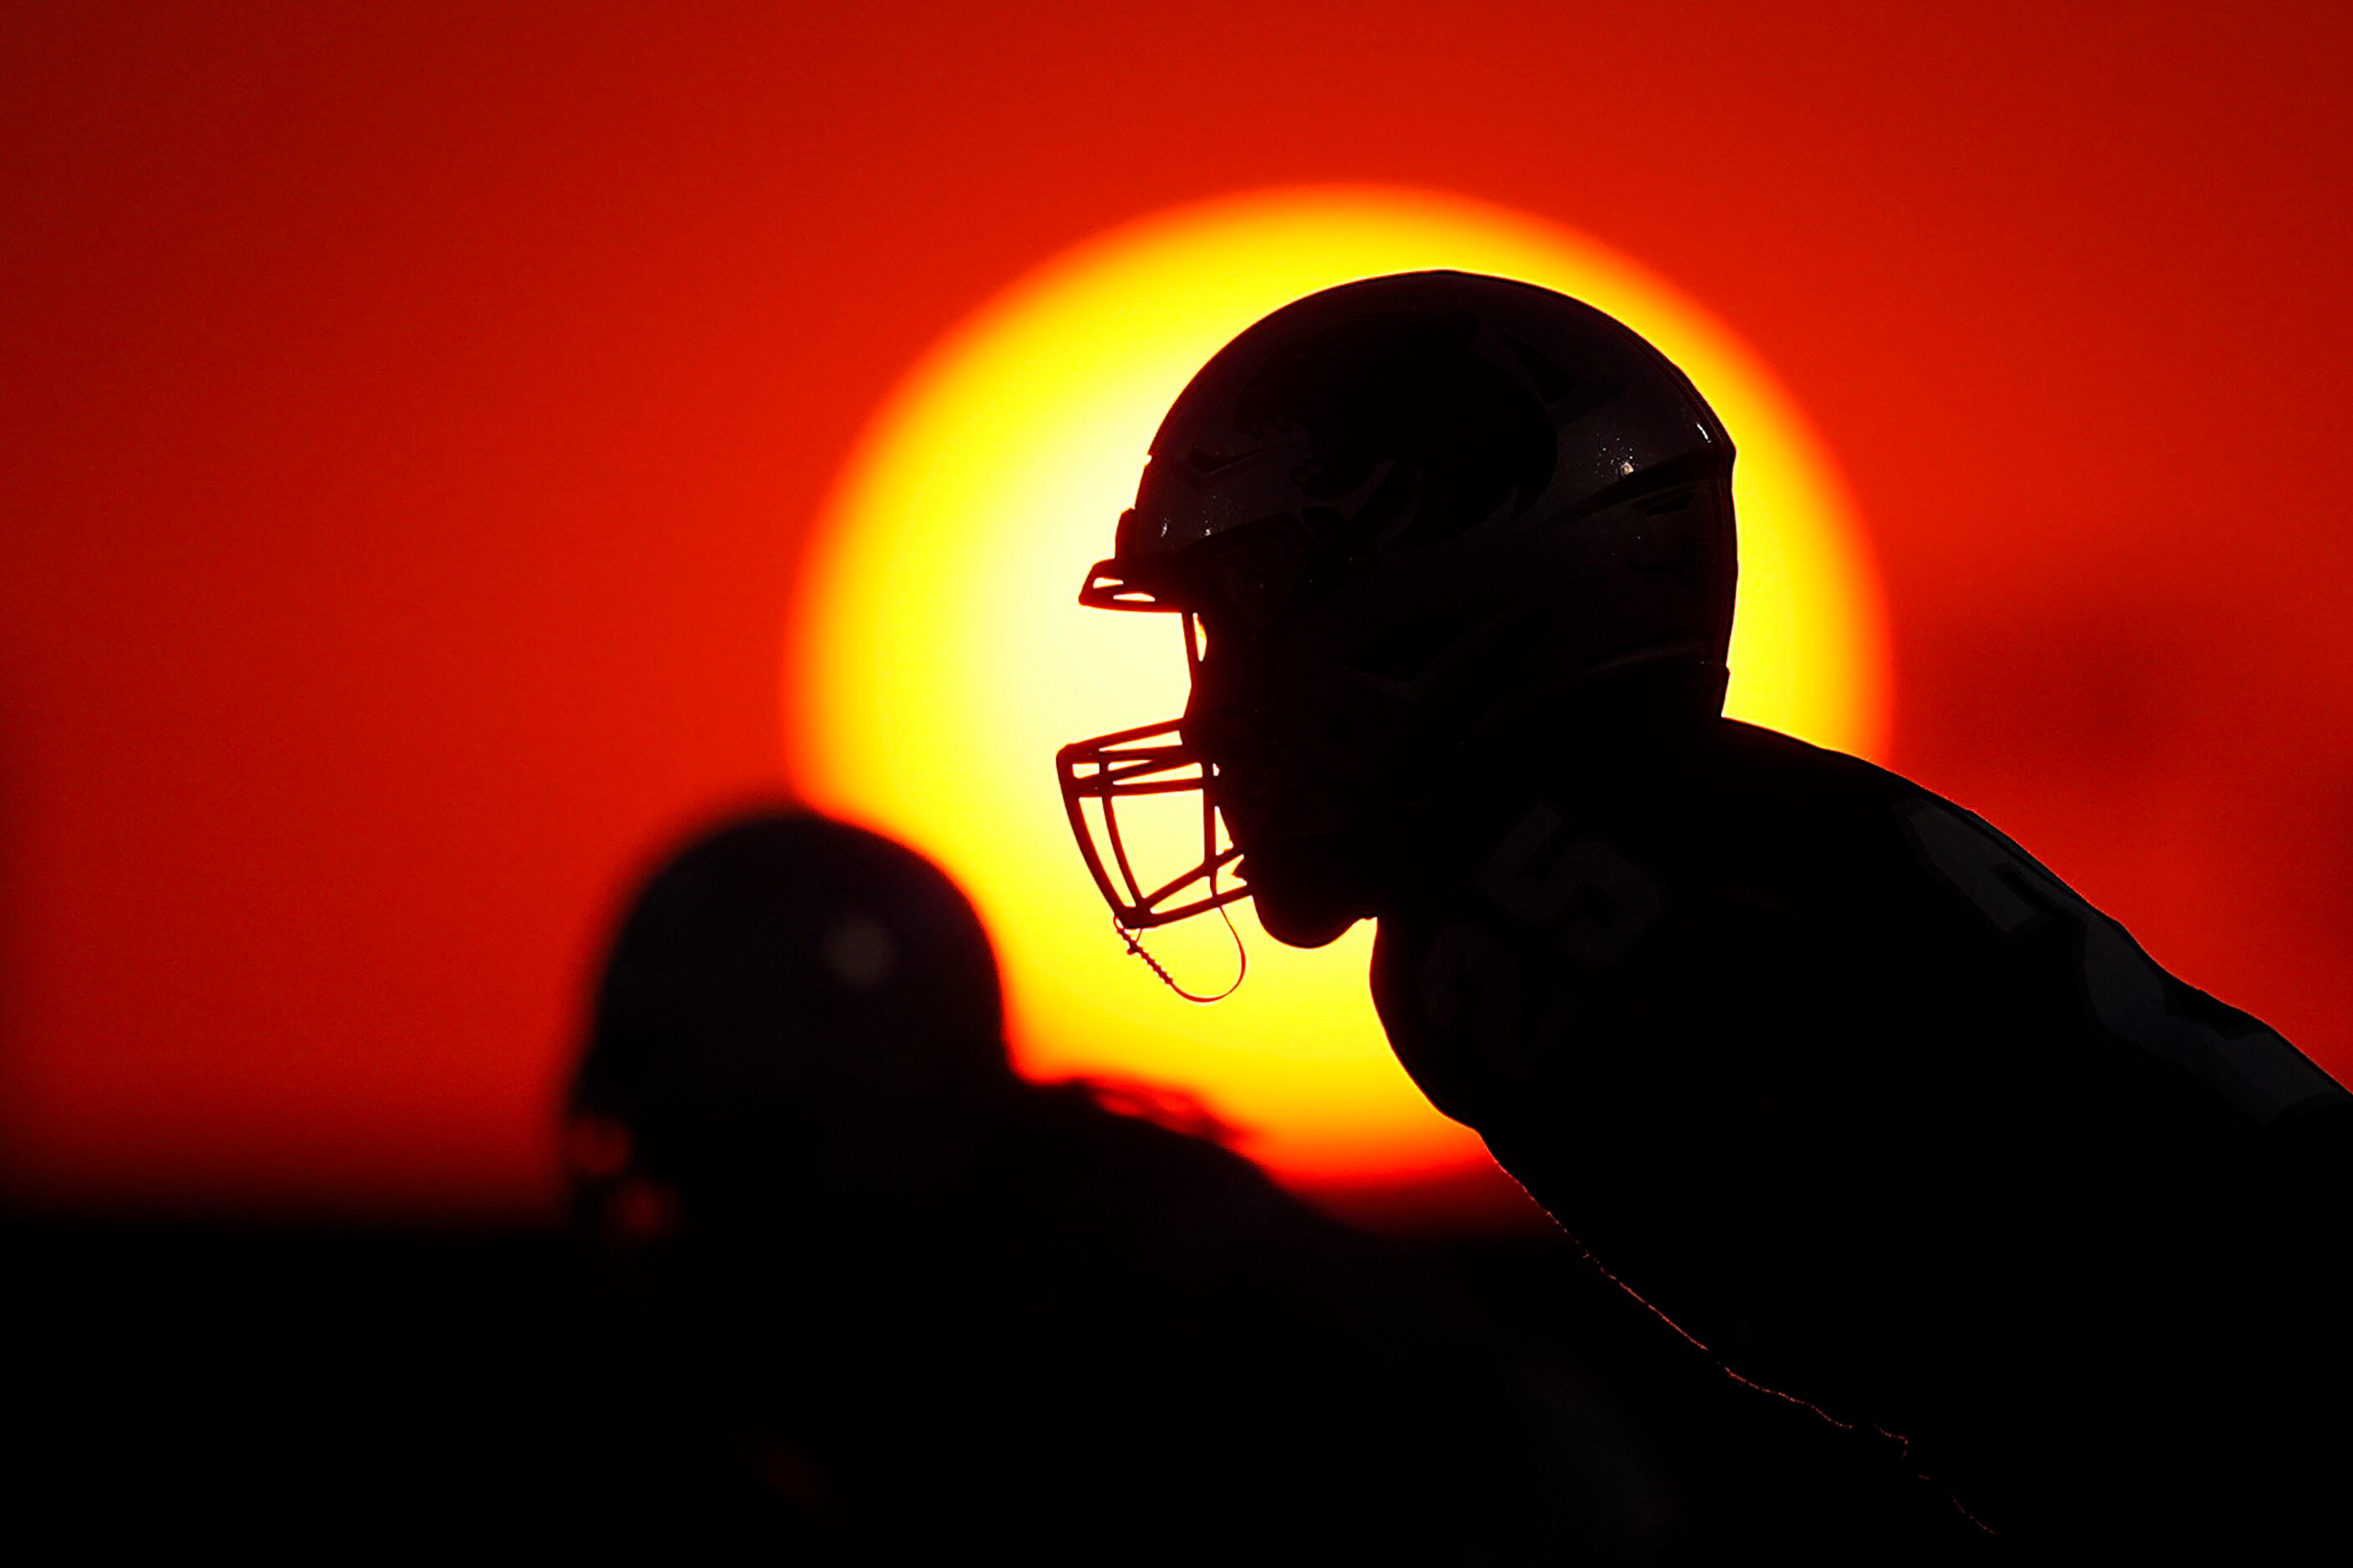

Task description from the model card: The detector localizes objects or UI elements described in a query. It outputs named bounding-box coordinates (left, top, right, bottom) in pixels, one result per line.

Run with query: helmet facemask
left=1055, top=630, right=1243, bottom=933
left=1055, top=534, right=1273, bottom=938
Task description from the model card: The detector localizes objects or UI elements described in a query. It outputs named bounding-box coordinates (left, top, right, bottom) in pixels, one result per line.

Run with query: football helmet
left=571, top=811, right=1010, bottom=1192
left=1057, top=271, right=1738, bottom=950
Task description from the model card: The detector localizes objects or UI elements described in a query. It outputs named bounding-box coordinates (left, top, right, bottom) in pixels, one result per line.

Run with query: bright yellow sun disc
left=783, top=185, right=1889, bottom=1189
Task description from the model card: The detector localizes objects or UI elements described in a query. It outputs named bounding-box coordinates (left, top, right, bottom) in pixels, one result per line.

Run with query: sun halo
left=782, top=186, right=1890, bottom=1190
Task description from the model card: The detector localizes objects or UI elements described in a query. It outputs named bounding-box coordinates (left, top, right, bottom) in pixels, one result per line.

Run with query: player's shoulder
left=1533, top=717, right=1951, bottom=913
left=1702, top=718, right=1925, bottom=816
left=1704, top=721, right=2037, bottom=858
left=1693, top=721, right=2111, bottom=964
left=1696, top=721, right=2025, bottom=900
left=1716, top=724, right=2346, bottom=1131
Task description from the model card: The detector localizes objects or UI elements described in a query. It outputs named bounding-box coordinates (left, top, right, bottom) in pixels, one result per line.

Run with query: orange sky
left=4, top=3, right=2350, bottom=1216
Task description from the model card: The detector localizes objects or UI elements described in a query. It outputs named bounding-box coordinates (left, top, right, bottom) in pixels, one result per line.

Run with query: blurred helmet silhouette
left=569, top=812, right=1009, bottom=1200
left=1057, top=271, right=1738, bottom=949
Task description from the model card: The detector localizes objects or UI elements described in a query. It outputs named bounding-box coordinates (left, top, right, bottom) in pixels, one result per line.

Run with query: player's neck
left=1388, top=676, right=1716, bottom=909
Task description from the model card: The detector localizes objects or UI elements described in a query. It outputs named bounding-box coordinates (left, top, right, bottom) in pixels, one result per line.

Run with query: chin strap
left=1114, top=906, right=1246, bottom=1004
left=1111, top=740, right=1247, bottom=1003
left=1113, top=852, right=1247, bottom=1004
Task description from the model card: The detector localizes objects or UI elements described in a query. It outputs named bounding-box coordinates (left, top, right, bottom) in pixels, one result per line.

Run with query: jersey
left=1370, top=718, right=2350, bottom=1553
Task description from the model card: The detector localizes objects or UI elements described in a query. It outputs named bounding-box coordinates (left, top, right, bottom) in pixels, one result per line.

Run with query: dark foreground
left=3, top=1210, right=1998, bottom=1559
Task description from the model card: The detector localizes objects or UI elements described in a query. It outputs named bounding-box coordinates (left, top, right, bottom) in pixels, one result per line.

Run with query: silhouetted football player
left=566, top=810, right=1641, bottom=1556
left=1058, top=271, right=2353, bottom=1556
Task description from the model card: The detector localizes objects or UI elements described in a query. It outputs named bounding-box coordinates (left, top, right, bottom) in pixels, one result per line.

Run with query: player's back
left=1372, top=716, right=2350, bottom=1553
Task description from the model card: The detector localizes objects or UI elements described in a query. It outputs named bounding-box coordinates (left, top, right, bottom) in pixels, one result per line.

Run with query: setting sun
left=782, top=186, right=1889, bottom=1189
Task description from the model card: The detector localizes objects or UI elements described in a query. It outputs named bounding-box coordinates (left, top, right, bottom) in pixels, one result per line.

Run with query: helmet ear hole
left=1336, top=614, right=1471, bottom=689
left=1212, top=526, right=1309, bottom=628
